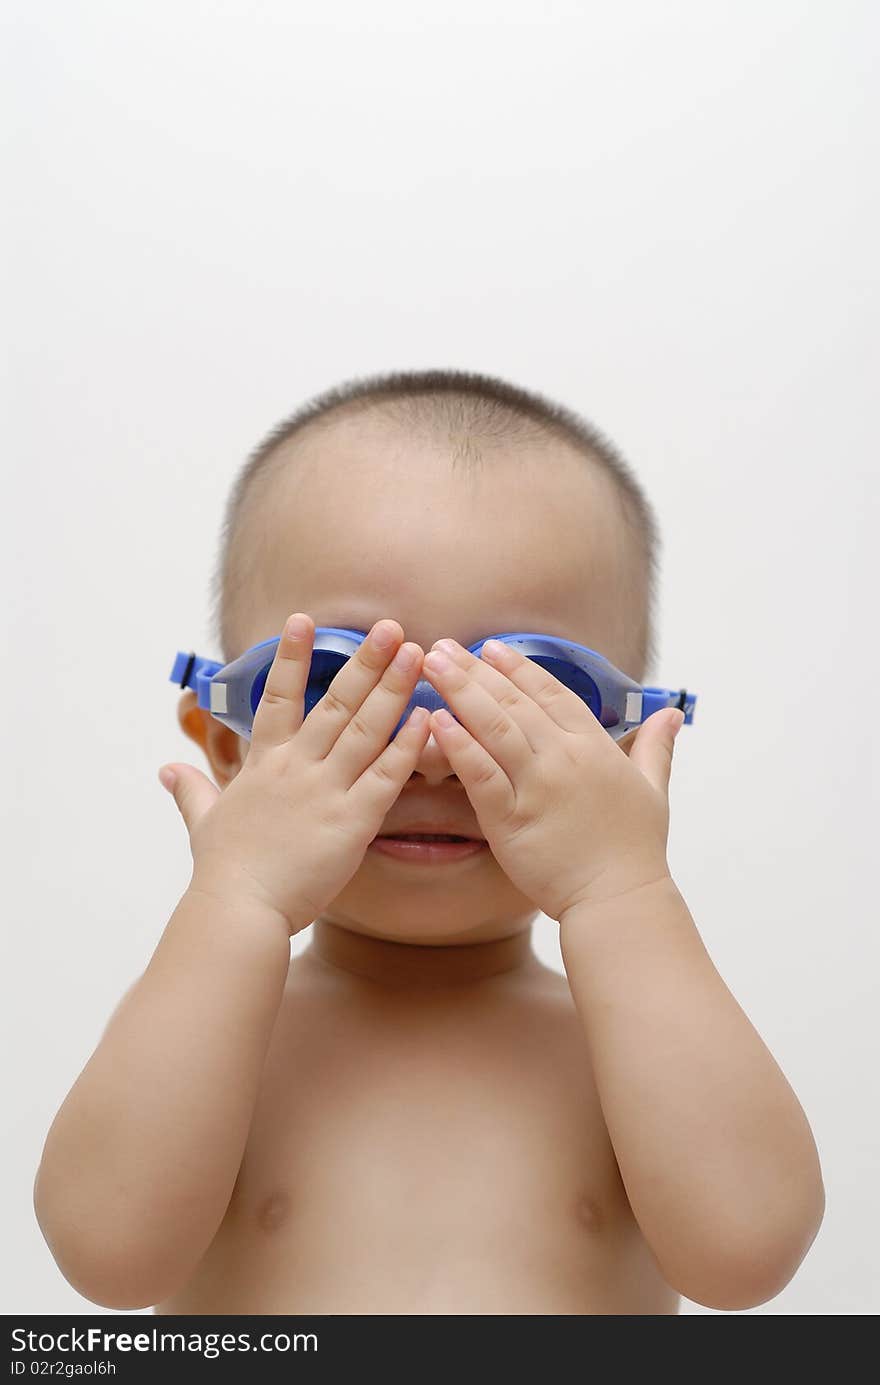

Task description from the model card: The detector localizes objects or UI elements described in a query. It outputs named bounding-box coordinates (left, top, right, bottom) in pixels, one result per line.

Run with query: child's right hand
left=159, top=614, right=430, bottom=934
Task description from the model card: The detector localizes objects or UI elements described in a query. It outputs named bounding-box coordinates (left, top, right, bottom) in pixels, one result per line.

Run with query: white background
left=3, top=0, right=877, bottom=1316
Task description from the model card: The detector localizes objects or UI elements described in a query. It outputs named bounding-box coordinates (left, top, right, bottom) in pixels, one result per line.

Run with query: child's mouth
left=369, top=833, right=488, bottom=863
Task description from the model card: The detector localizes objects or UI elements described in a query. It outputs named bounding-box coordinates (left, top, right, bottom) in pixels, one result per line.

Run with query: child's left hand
left=421, top=638, right=686, bottom=919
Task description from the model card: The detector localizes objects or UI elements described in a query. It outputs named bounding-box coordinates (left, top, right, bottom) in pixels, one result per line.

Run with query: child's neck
left=304, top=916, right=540, bottom=990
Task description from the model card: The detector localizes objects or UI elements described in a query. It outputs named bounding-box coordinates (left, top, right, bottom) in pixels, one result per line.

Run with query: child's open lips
left=369, top=819, right=488, bottom=863
left=368, top=837, right=488, bottom=863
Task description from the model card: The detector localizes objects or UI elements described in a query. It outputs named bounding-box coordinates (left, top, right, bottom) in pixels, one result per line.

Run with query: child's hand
left=422, top=638, right=685, bottom=918
left=159, top=615, right=430, bottom=934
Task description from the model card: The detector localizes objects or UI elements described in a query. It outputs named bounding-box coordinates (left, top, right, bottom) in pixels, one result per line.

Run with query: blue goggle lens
left=249, top=643, right=607, bottom=726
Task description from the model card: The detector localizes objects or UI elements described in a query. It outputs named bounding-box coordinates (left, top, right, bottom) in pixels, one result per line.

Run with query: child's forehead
left=266, top=462, right=618, bottom=591
left=245, top=449, right=633, bottom=662
left=262, top=429, right=624, bottom=570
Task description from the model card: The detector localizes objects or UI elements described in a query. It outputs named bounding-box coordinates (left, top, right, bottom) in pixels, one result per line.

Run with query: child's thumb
left=158, top=764, right=219, bottom=834
left=627, top=708, right=685, bottom=795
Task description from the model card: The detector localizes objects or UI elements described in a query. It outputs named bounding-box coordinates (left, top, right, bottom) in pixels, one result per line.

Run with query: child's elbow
left=32, top=1164, right=186, bottom=1311
left=47, top=1247, right=165, bottom=1313
left=670, top=1180, right=826, bottom=1312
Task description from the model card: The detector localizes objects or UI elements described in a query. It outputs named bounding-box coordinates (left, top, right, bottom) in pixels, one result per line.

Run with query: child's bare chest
left=154, top=962, right=679, bottom=1314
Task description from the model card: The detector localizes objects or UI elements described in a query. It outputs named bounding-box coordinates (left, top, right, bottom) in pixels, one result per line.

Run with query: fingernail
left=285, top=614, right=309, bottom=639
left=424, top=650, right=450, bottom=672
left=392, top=643, right=417, bottom=669
left=158, top=767, right=177, bottom=791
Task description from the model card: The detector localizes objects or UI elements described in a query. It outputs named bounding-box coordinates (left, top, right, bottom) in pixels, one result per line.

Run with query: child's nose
left=411, top=725, right=459, bottom=786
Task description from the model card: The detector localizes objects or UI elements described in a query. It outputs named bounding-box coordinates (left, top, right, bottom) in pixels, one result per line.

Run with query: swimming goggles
left=169, top=628, right=697, bottom=745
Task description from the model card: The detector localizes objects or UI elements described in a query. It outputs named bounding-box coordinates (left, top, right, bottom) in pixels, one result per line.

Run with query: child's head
left=178, top=369, right=660, bottom=945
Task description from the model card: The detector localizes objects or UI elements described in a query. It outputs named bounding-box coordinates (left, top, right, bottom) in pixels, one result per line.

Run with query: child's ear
left=176, top=690, right=244, bottom=787
left=176, top=689, right=208, bottom=752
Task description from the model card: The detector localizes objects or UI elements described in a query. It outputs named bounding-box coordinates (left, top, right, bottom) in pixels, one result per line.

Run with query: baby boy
left=34, top=370, right=824, bottom=1314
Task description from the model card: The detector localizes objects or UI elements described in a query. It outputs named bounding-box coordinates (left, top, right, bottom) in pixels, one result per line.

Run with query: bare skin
left=154, top=929, right=679, bottom=1316
left=152, top=421, right=677, bottom=1313
left=35, top=412, right=820, bottom=1314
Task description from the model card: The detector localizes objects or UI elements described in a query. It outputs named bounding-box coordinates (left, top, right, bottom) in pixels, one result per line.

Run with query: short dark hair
left=209, top=368, right=661, bottom=676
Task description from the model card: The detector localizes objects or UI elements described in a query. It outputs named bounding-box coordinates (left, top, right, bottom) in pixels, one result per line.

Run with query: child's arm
left=34, top=614, right=431, bottom=1310
left=559, top=876, right=825, bottom=1312
left=33, top=885, right=292, bottom=1310
left=417, top=642, right=824, bottom=1312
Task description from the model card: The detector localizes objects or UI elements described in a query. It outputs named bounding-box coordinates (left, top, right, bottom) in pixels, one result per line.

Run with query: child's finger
left=350, top=705, right=432, bottom=821
left=428, top=710, right=514, bottom=819
left=249, top=613, right=314, bottom=750
left=297, top=619, right=411, bottom=761
left=627, top=709, right=684, bottom=796
left=326, top=640, right=427, bottom=784
left=157, top=763, right=220, bottom=838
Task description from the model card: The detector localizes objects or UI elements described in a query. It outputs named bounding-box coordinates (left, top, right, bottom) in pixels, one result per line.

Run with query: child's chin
left=347, top=908, right=516, bottom=949
left=364, top=917, right=493, bottom=945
